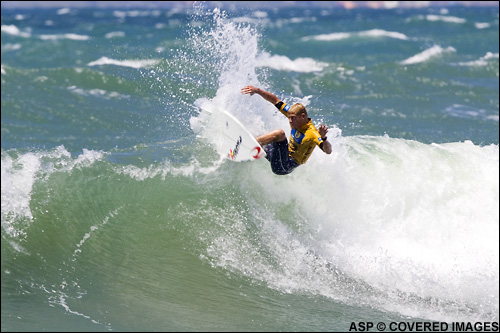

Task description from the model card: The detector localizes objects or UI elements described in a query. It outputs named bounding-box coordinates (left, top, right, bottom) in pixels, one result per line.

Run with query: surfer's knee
left=274, top=129, right=286, bottom=142
left=257, top=129, right=287, bottom=145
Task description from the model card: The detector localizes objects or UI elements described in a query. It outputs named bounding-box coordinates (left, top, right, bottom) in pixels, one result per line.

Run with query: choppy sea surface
left=1, top=3, right=499, bottom=332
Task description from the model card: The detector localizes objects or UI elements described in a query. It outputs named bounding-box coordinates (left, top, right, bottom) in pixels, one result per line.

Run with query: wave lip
left=87, top=56, right=159, bottom=69
left=2, top=24, right=90, bottom=40
left=1, top=24, right=31, bottom=37
left=39, top=33, right=91, bottom=41
left=400, top=45, right=456, bottom=65
left=302, top=29, right=409, bottom=42
left=458, top=52, right=499, bottom=66
left=423, top=14, right=467, bottom=24
left=1, top=146, right=105, bottom=237
left=256, top=51, right=328, bottom=73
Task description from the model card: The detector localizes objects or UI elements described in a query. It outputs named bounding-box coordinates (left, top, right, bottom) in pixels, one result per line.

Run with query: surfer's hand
left=241, top=86, right=259, bottom=96
left=241, top=86, right=280, bottom=105
left=318, top=124, right=329, bottom=138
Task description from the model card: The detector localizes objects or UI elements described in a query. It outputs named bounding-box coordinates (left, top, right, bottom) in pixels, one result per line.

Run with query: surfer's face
left=288, top=109, right=307, bottom=129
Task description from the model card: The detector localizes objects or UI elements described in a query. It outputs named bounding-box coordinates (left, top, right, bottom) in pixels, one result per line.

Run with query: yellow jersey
left=276, top=101, right=324, bottom=165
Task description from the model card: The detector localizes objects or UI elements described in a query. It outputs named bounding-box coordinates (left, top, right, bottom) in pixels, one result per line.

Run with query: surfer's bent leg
left=264, top=139, right=299, bottom=175
left=256, top=129, right=286, bottom=146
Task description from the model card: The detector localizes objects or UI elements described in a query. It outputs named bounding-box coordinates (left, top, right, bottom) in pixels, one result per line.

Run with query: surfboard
left=201, top=107, right=266, bottom=162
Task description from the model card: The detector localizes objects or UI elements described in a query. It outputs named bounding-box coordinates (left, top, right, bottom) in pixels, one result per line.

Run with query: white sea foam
left=444, top=104, right=498, bottom=122
left=256, top=51, right=328, bottom=73
left=423, top=14, right=467, bottom=24
left=104, top=31, right=125, bottom=39
left=185, top=8, right=499, bottom=322
left=1, top=152, right=41, bottom=235
left=1, top=24, right=90, bottom=40
left=117, top=156, right=223, bottom=180
left=87, top=56, right=159, bottom=69
left=400, top=45, right=456, bottom=65
left=112, top=10, right=161, bottom=19
left=39, top=33, right=91, bottom=41
left=2, top=43, right=22, bottom=51
left=57, top=8, right=71, bottom=15
left=1, top=24, right=31, bottom=38
left=359, top=29, right=409, bottom=40
left=67, top=85, right=130, bottom=99
left=475, top=22, right=491, bottom=29
left=1, top=147, right=105, bottom=238
left=458, top=52, right=499, bottom=66
left=302, top=29, right=409, bottom=42
left=204, top=136, right=499, bottom=322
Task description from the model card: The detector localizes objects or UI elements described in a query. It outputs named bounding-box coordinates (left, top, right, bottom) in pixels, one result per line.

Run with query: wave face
left=2, top=4, right=499, bottom=332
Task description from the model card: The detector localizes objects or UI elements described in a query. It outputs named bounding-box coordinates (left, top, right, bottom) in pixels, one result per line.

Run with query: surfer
left=241, top=85, right=332, bottom=175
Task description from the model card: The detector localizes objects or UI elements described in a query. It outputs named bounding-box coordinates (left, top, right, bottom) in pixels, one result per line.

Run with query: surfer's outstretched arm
left=241, top=86, right=280, bottom=105
left=318, top=124, right=332, bottom=154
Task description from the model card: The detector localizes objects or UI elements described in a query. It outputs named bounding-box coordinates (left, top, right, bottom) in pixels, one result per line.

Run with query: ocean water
left=1, top=3, right=499, bottom=332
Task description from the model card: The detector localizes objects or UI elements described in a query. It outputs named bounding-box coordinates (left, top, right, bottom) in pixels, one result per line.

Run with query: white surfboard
left=201, top=107, right=266, bottom=162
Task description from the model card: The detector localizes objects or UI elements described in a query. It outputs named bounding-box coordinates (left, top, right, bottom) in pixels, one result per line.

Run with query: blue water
left=2, top=3, right=499, bottom=331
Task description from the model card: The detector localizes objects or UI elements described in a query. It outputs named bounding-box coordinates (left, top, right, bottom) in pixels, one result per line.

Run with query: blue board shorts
left=264, top=140, right=299, bottom=175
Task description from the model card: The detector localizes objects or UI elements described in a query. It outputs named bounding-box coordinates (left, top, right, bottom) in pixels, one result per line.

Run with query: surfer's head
left=288, top=103, right=309, bottom=128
